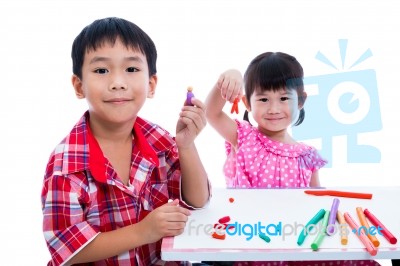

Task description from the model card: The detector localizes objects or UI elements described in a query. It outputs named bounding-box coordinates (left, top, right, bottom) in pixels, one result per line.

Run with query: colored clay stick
left=304, top=190, right=373, bottom=199
left=212, top=231, right=226, bottom=240
left=218, top=216, right=231, bottom=224
left=185, top=86, right=195, bottom=106
left=259, top=233, right=271, bottom=243
left=311, top=210, right=330, bottom=251
left=356, top=207, right=380, bottom=247
left=364, top=208, right=397, bottom=244
left=311, top=233, right=325, bottom=251
left=230, top=98, right=239, bottom=114
left=214, top=223, right=227, bottom=229
left=336, top=211, right=348, bottom=245
left=327, top=198, right=340, bottom=235
left=344, top=212, right=377, bottom=256
left=297, top=209, right=326, bottom=246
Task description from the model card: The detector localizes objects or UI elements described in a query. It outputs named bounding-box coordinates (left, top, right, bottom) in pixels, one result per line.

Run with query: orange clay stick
left=356, top=207, right=380, bottom=247
left=230, top=98, right=239, bottom=114
left=336, top=210, right=348, bottom=245
left=212, top=231, right=226, bottom=240
left=304, top=190, right=372, bottom=199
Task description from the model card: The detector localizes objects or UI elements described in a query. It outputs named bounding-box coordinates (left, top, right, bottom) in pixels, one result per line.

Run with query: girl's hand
left=139, top=199, right=191, bottom=244
left=217, top=69, right=243, bottom=103
left=176, top=97, right=207, bottom=149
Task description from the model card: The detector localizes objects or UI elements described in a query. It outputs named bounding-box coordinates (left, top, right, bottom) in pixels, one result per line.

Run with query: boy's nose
left=109, top=74, right=127, bottom=90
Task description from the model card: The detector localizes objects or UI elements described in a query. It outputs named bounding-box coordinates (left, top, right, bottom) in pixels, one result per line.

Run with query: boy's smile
left=72, top=38, right=157, bottom=129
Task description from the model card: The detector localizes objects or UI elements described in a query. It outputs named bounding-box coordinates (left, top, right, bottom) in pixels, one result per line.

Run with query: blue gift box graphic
left=291, top=40, right=382, bottom=167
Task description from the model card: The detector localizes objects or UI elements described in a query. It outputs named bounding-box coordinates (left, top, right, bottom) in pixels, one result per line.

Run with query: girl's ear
left=147, top=74, right=158, bottom=98
left=298, top=91, right=307, bottom=109
left=242, top=96, right=251, bottom=112
left=72, top=75, right=85, bottom=99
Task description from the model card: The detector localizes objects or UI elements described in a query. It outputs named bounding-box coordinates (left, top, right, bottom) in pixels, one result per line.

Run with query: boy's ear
left=72, top=75, right=85, bottom=99
left=298, top=91, right=307, bottom=109
left=242, top=96, right=251, bottom=112
left=147, top=74, right=158, bottom=98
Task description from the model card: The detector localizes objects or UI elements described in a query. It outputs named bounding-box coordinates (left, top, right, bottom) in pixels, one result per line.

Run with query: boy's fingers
left=189, top=98, right=205, bottom=110
left=167, top=199, right=179, bottom=206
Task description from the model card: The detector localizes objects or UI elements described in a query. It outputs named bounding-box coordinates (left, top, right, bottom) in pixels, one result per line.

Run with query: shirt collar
left=87, top=115, right=160, bottom=183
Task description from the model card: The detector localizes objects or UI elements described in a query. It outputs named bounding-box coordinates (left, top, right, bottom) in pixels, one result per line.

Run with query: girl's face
left=248, top=87, right=303, bottom=138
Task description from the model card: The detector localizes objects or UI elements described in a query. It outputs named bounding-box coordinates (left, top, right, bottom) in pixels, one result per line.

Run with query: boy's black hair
left=243, top=52, right=306, bottom=126
left=71, top=17, right=157, bottom=79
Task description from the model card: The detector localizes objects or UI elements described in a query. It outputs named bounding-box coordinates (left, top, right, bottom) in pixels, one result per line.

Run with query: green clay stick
left=259, top=233, right=271, bottom=243
left=311, top=210, right=330, bottom=251
left=297, top=209, right=326, bottom=246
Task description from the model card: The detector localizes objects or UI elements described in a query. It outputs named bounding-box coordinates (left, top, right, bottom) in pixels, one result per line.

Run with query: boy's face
left=72, top=38, right=157, bottom=127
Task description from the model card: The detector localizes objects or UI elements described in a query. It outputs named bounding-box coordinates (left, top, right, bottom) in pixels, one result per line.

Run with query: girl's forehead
left=254, top=87, right=296, bottom=95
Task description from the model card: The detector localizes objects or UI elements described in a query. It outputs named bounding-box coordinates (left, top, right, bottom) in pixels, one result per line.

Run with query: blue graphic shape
left=339, top=92, right=359, bottom=113
left=339, top=39, right=348, bottom=69
left=349, top=49, right=373, bottom=69
left=291, top=70, right=382, bottom=167
left=315, top=51, right=338, bottom=70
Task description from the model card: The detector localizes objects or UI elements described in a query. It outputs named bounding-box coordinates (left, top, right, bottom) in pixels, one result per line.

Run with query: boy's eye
left=281, top=97, right=290, bottom=101
left=259, top=98, right=268, bottom=102
left=94, top=68, right=108, bottom=74
left=126, top=67, right=139, bottom=72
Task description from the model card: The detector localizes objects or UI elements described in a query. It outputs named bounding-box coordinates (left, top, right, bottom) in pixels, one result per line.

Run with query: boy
left=41, top=17, right=210, bottom=265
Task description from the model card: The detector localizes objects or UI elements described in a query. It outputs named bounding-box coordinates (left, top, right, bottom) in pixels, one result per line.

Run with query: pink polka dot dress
left=223, top=120, right=327, bottom=189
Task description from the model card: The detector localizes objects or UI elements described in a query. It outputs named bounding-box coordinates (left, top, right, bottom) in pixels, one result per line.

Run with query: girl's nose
left=267, top=101, right=280, bottom=113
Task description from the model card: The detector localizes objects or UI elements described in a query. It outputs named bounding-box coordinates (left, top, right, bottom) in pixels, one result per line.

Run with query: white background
left=0, top=0, right=398, bottom=265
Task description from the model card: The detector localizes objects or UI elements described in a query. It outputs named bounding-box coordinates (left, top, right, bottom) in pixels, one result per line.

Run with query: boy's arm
left=66, top=200, right=190, bottom=265
left=176, top=98, right=210, bottom=208
left=205, top=69, right=243, bottom=148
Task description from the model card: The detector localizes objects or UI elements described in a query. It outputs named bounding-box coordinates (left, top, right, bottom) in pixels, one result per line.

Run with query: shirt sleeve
left=41, top=174, right=99, bottom=265
left=301, top=147, right=328, bottom=172
left=225, top=119, right=249, bottom=156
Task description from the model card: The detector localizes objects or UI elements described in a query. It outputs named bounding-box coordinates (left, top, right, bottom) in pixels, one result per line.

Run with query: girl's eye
left=259, top=98, right=268, bottom=102
left=94, top=68, right=108, bottom=74
left=127, top=67, right=139, bottom=72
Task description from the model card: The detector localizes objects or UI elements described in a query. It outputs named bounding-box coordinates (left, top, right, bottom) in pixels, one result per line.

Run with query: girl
left=204, top=52, right=380, bottom=266
left=206, top=52, right=326, bottom=189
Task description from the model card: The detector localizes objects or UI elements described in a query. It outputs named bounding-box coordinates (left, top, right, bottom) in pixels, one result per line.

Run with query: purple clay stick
left=185, top=86, right=195, bottom=106
left=327, top=198, right=340, bottom=235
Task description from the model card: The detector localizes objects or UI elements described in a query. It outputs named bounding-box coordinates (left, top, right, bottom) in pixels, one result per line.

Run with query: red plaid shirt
left=41, top=111, right=204, bottom=266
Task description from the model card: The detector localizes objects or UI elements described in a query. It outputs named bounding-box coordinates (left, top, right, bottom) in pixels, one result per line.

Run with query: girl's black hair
left=243, top=52, right=306, bottom=126
left=71, top=17, right=157, bottom=79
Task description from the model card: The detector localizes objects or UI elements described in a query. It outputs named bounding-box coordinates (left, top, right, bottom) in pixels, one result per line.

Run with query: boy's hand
left=176, top=98, right=206, bottom=148
left=217, top=69, right=243, bottom=103
left=139, top=199, right=191, bottom=244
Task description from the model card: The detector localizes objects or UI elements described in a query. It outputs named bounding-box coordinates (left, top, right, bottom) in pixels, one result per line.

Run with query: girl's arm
left=205, top=69, right=243, bottom=148
left=310, top=171, right=321, bottom=187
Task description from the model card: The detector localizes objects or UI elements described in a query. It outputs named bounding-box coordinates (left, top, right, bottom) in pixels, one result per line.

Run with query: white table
left=162, top=187, right=400, bottom=261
